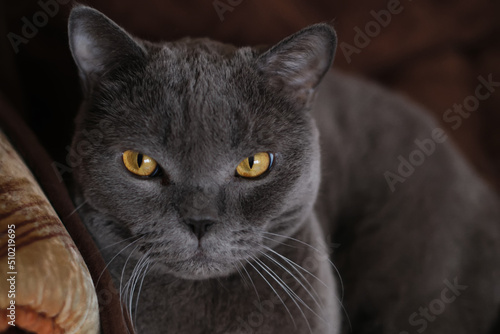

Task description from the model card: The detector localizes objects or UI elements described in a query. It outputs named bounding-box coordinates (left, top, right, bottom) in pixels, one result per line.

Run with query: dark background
left=1, top=0, right=499, bottom=190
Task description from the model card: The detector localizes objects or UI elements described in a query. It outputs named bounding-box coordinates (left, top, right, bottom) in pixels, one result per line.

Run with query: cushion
left=0, top=129, right=100, bottom=333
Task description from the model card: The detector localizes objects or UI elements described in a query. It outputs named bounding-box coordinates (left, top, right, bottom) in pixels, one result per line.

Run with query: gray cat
left=68, top=5, right=500, bottom=334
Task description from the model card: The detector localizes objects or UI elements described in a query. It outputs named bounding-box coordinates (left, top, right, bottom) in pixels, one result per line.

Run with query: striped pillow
left=0, top=130, right=100, bottom=334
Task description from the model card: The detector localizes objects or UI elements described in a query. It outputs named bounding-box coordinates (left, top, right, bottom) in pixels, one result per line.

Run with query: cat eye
left=236, top=152, right=273, bottom=178
left=122, top=150, right=159, bottom=177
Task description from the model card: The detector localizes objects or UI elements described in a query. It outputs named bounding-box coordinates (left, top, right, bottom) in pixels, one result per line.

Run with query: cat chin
left=153, top=255, right=239, bottom=280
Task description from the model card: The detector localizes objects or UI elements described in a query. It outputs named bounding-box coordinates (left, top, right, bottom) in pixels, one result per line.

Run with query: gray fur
left=68, top=5, right=500, bottom=334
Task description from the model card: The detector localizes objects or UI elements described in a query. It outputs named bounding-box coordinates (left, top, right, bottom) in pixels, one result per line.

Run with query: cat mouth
left=191, top=249, right=215, bottom=262
left=172, top=258, right=228, bottom=279
left=161, top=249, right=226, bottom=267
left=157, top=249, right=238, bottom=279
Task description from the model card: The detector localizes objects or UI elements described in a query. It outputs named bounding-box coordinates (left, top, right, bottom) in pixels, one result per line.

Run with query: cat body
left=68, top=5, right=500, bottom=334
left=314, top=73, right=500, bottom=333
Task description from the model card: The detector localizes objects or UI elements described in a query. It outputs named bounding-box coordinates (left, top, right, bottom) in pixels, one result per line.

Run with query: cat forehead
left=162, top=37, right=241, bottom=55
left=89, top=37, right=305, bottom=157
left=130, top=42, right=264, bottom=128
left=147, top=38, right=257, bottom=72
left=125, top=40, right=258, bottom=108
left=93, top=42, right=268, bottom=132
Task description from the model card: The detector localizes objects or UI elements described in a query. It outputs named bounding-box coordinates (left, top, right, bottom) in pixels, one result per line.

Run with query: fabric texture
left=0, top=95, right=135, bottom=333
left=0, top=128, right=99, bottom=333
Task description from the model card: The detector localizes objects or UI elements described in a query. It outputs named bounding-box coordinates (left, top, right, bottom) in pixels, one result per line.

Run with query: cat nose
left=185, top=219, right=215, bottom=240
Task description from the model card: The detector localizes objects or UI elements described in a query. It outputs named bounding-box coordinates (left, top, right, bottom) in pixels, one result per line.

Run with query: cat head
left=68, top=5, right=336, bottom=279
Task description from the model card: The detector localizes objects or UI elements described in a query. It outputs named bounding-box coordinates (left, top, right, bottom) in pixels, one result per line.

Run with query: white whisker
left=261, top=235, right=300, bottom=249
left=119, top=242, right=142, bottom=330
left=216, top=277, right=230, bottom=293
left=96, top=236, right=144, bottom=288
left=264, top=246, right=328, bottom=288
left=258, top=250, right=324, bottom=311
left=245, top=257, right=296, bottom=328
left=234, top=261, right=250, bottom=289
left=127, top=252, right=143, bottom=323
left=262, top=231, right=352, bottom=330
left=238, top=259, right=261, bottom=303
left=66, top=199, right=88, bottom=218
left=133, top=250, right=152, bottom=327
left=263, top=231, right=345, bottom=302
left=99, top=235, right=141, bottom=252
left=253, top=257, right=314, bottom=334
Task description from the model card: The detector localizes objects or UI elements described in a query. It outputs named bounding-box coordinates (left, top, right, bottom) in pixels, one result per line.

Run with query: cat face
left=69, top=6, right=336, bottom=279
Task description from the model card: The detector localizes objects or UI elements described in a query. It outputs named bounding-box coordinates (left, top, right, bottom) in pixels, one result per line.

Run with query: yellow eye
left=122, top=150, right=158, bottom=176
left=236, top=152, right=273, bottom=178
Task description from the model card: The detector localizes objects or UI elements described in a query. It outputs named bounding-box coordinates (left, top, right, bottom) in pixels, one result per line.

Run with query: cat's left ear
left=256, top=24, right=336, bottom=105
left=68, top=5, right=147, bottom=92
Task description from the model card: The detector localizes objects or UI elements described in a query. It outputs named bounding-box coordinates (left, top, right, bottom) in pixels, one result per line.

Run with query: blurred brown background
left=1, top=0, right=499, bottom=190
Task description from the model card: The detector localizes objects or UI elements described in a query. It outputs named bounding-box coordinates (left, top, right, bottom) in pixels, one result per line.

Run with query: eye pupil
left=248, top=156, right=254, bottom=169
left=137, top=153, right=143, bottom=168
left=123, top=150, right=158, bottom=177
left=235, top=152, right=272, bottom=178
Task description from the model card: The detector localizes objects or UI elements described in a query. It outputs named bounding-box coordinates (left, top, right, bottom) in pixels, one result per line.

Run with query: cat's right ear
left=68, top=5, right=147, bottom=92
left=256, top=24, right=337, bottom=107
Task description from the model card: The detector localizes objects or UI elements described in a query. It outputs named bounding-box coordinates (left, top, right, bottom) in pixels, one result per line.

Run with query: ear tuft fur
left=68, top=5, right=147, bottom=91
left=257, top=24, right=337, bottom=104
